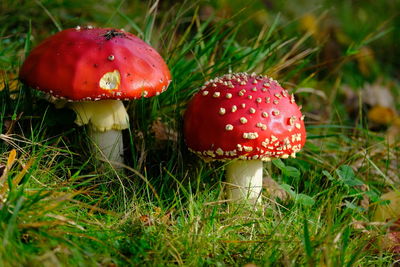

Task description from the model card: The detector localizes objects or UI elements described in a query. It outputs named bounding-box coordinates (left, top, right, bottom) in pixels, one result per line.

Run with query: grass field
left=1, top=0, right=400, bottom=266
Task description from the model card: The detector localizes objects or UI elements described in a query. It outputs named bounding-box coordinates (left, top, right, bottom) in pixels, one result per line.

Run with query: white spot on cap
left=226, top=93, right=232, bottom=99
left=219, top=108, right=226, bottom=115
left=99, top=70, right=121, bottom=90
left=225, top=124, right=234, bottom=131
left=237, top=144, right=243, bottom=151
left=108, top=55, right=115, bottom=61
left=262, top=139, right=269, bottom=147
left=243, top=132, right=259, bottom=139
left=240, top=117, right=248, bottom=124
left=291, top=94, right=295, bottom=103
left=256, top=122, right=267, bottom=130
left=295, top=123, right=301, bottom=129
left=213, top=92, right=220, bottom=98
left=289, top=116, right=296, bottom=126
left=231, top=105, right=237, bottom=112
left=216, top=148, right=224, bottom=156
left=262, top=112, right=268, bottom=118
left=243, top=146, right=253, bottom=152
left=202, top=90, right=209, bottom=96
left=256, top=97, right=262, bottom=103
left=272, top=110, right=280, bottom=116
left=292, top=133, right=301, bottom=142
left=249, top=108, right=256, bottom=114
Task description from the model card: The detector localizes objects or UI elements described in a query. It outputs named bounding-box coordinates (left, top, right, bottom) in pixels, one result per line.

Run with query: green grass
left=1, top=0, right=400, bottom=266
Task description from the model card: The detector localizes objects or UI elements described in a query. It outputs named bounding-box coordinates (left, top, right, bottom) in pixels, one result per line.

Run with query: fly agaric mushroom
left=184, top=72, right=306, bottom=203
left=19, top=26, right=171, bottom=166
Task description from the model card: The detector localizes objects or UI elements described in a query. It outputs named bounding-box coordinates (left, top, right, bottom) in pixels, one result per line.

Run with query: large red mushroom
left=20, top=26, right=171, bottom=166
left=184, top=72, right=306, bottom=203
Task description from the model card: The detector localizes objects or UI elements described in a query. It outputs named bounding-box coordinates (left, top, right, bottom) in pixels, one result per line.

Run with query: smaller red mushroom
left=184, top=72, right=306, bottom=203
left=19, top=27, right=171, bottom=166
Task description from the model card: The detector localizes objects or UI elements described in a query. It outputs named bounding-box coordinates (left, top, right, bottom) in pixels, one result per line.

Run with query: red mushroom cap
left=19, top=27, right=171, bottom=101
left=184, top=73, right=306, bottom=161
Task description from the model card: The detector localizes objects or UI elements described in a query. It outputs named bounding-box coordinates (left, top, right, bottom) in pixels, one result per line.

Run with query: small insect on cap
left=184, top=72, right=306, bottom=161
left=19, top=27, right=171, bottom=101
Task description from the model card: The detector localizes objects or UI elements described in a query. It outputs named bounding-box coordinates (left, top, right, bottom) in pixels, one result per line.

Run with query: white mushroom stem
left=226, top=159, right=263, bottom=203
left=67, top=99, right=129, bottom=168
left=89, top=129, right=124, bottom=165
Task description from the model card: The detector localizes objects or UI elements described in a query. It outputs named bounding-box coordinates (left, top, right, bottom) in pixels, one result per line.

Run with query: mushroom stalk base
left=226, top=160, right=263, bottom=203
left=89, top=128, right=124, bottom=167
left=68, top=100, right=129, bottom=168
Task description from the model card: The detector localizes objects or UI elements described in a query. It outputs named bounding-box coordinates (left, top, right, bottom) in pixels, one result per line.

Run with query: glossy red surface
left=20, top=27, right=171, bottom=100
left=184, top=73, right=306, bottom=161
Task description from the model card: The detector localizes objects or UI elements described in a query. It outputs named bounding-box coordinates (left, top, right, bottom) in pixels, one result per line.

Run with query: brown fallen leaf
left=376, top=218, right=400, bottom=254
left=355, top=46, right=375, bottom=77
left=387, top=117, right=400, bottom=146
left=151, top=117, right=178, bottom=142
left=263, top=177, right=290, bottom=202
left=383, top=231, right=400, bottom=254
left=139, top=214, right=154, bottom=226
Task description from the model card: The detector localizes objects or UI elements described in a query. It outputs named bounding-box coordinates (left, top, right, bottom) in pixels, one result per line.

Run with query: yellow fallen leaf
left=374, top=191, right=400, bottom=222
left=355, top=46, right=375, bottom=76
left=0, top=149, right=17, bottom=183
left=300, top=14, right=318, bottom=38
left=6, top=149, right=17, bottom=170
left=0, top=70, right=18, bottom=92
left=367, top=105, right=396, bottom=125
left=334, top=28, right=351, bottom=46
